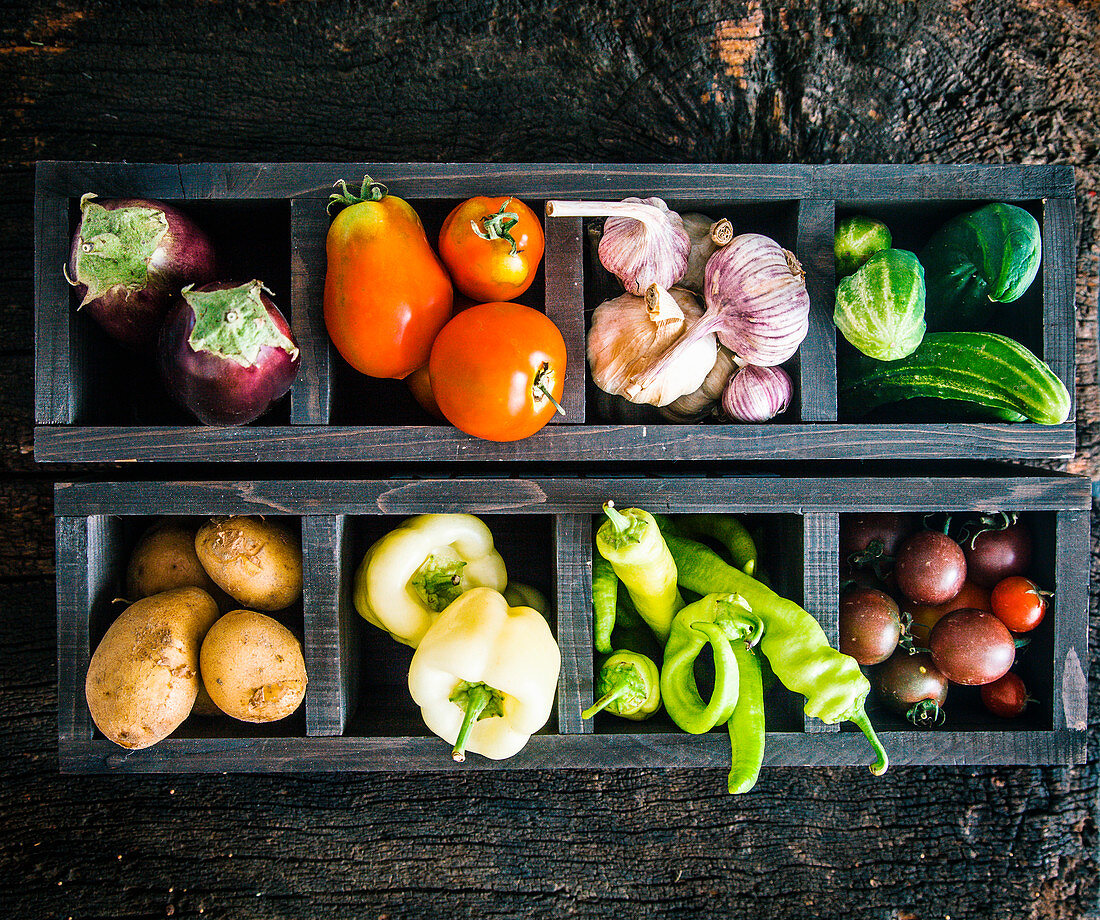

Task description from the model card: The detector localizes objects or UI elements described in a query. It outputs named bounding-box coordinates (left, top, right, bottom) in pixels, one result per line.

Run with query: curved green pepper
left=727, top=643, right=765, bottom=794
left=582, top=650, right=661, bottom=721
left=679, top=513, right=758, bottom=575
left=592, top=554, right=619, bottom=655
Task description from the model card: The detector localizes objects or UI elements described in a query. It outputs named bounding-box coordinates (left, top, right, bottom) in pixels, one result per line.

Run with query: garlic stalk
left=722, top=364, right=794, bottom=422
left=546, top=198, right=690, bottom=295
left=680, top=213, right=734, bottom=294
left=658, top=346, right=737, bottom=423
left=586, top=284, right=717, bottom=407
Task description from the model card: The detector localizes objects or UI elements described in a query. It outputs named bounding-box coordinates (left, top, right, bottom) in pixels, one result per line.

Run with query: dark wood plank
left=813, top=163, right=1075, bottom=201
left=1043, top=197, right=1077, bottom=418
left=796, top=199, right=838, bottom=421
left=543, top=215, right=585, bottom=423
left=1054, top=510, right=1090, bottom=733
left=55, top=515, right=90, bottom=742
left=554, top=513, right=592, bottom=734
left=301, top=514, right=348, bottom=736
left=289, top=198, right=332, bottom=424
left=802, top=512, right=840, bottom=733
left=33, top=181, right=73, bottom=424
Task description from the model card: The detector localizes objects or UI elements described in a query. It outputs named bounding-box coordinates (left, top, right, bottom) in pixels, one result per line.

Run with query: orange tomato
left=406, top=364, right=444, bottom=420
left=428, top=301, right=566, bottom=442
left=438, top=196, right=545, bottom=302
left=904, top=581, right=992, bottom=645
left=323, top=177, right=453, bottom=379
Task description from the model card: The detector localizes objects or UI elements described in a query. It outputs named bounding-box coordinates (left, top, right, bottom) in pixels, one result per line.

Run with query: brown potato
left=126, top=518, right=219, bottom=600
left=85, top=587, right=220, bottom=749
left=195, top=516, right=303, bottom=612
left=200, top=610, right=307, bottom=722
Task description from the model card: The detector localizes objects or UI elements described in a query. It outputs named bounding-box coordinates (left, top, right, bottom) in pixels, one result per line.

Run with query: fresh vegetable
left=428, top=301, right=567, bottom=441
left=727, top=641, right=766, bottom=794
left=903, top=580, right=991, bottom=645
left=980, top=672, right=1031, bottom=718
left=680, top=212, right=734, bottom=293
left=66, top=194, right=216, bottom=351
left=873, top=651, right=948, bottom=727
left=677, top=514, right=758, bottom=576
left=990, top=575, right=1048, bottom=633
left=839, top=332, right=1070, bottom=425
left=195, top=516, right=303, bottom=612
left=126, top=517, right=219, bottom=600
left=353, top=513, right=508, bottom=648
left=834, top=248, right=926, bottom=361
left=200, top=610, right=307, bottom=722
left=721, top=364, right=793, bottom=423
left=922, top=202, right=1041, bottom=332
left=546, top=198, right=690, bottom=295
left=406, top=364, right=445, bottom=420
left=596, top=502, right=684, bottom=644
left=582, top=650, right=661, bottom=721
left=894, top=530, right=967, bottom=606
left=592, top=553, right=620, bottom=655
left=438, top=196, right=545, bottom=302
left=928, top=607, right=1015, bottom=686
left=960, top=513, right=1033, bottom=587
left=662, top=530, right=888, bottom=774
left=839, top=586, right=902, bottom=665
left=85, top=587, right=220, bottom=749
left=323, top=176, right=453, bottom=379
left=834, top=216, right=892, bottom=278
left=407, top=587, right=560, bottom=761
left=502, top=582, right=549, bottom=616
left=158, top=280, right=300, bottom=426
left=657, top=346, right=737, bottom=423
left=840, top=512, right=920, bottom=566
left=586, top=284, right=716, bottom=408
left=608, top=588, right=663, bottom=664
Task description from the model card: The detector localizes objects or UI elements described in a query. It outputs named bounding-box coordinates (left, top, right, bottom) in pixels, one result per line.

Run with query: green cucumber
left=840, top=331, right=1070, bottom=426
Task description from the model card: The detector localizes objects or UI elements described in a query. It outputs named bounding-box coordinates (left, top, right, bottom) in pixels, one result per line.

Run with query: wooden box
left=55, top=474, right=1089, bottom=774
left=35, top=162, right=1076, bottom=463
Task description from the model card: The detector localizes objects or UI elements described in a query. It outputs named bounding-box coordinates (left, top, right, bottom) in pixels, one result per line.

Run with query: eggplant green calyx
left=473, top=198, right=522, bottom=255
left=601, top=501, right=645, bottom=547
left=412, top=554, right=468, bottom=612
left=449, top=680, right=505, bottom=762
left=185, top=280, right=298, bottom=367
left=327, top=175, right=389, bottom=215
left=74, top=195, right=169, bottom=305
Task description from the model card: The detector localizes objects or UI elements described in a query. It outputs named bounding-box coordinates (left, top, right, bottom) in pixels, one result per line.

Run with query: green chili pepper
left=611, top=589, right=663, bottom=663
left=592, top=554, right=619, bottom=655
left=663, top=531, right=889, bottom=776
left=680, top=514, right=758, bottom=575
left=596, top=501, right=684, bottom=644
left=582, top=650, right=661, bottom=721
left=727, top=643, right=765, bottom=794
left=660, top=593, right=762, bottom=735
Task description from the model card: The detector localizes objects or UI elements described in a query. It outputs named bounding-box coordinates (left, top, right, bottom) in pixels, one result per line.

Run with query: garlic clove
left=721, top=363, right=794, bottom=423
left=658, top=345, right=737, bottom=423
left=680, top=213, right=734, bottom=294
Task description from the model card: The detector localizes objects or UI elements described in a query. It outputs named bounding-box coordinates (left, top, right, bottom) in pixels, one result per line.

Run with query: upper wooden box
left=34, top=162, right=1076, bottom=463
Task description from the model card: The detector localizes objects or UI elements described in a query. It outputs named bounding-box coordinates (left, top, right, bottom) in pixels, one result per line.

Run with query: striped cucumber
left=840, top=331, right=1070, bottom=425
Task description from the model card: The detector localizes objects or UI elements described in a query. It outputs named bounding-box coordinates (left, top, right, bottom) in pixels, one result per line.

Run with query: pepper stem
left=602, top=501, right=633, bottom=537
left=581, top=680, right=633, bottom=719
left=849, top=707, right=889, bottom=776
left=451, top=682, right=494, bottom=763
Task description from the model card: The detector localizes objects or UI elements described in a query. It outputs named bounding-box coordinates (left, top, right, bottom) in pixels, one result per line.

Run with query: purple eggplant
left=158, top=280, right=300, bottom=426
left=66, top=194, right=216, bottom=350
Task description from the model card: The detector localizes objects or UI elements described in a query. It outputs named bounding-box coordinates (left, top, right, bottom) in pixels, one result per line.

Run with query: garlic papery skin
left=722, top=363, right=793, bottom=423
left=586, top=285, right=717, bottom=408
left=680, top=213, right=734, bottom=294
left=658, top=345, right=737, bottom=423
left=547, top=198, right=690, bottom=295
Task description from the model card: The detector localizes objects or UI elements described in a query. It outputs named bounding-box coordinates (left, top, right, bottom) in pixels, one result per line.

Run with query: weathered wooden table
left=2, top=1, right=1098, bottom=918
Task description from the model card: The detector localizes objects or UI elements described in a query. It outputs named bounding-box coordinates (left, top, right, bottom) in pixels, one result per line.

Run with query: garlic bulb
left=546, top=198, right=690, bottom=295
left=722, top=364, right=793, bottom=422
left=587, top=284, right=717, bottom=407
left=658, top=346, right=737, bottom=423
left=680, top=213, right=734, bottom=294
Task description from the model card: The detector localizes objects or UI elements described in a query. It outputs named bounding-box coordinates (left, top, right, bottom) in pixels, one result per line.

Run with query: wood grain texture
left=796, top=198, right=838, bottom=421
left=289, top=198, right=332, bottom=425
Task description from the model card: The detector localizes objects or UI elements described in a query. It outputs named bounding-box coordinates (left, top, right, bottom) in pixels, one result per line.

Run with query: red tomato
left=428, top=301, right=566, bottom=442
left=438, top=197, right=545, bottom=302
left=980, top=672, right=1030, bottom=718
left=990, top=576, right=1048, bottom=633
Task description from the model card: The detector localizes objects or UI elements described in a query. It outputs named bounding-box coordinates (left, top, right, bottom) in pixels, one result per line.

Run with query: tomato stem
left=327, top=175, right=389, bottom=215
left=533, top=363, right=565, bottom=416
left=472, top=198, right=521, bottom=255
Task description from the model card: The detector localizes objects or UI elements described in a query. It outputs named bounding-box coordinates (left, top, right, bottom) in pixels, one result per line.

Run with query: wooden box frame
left=55, top=474, right=1090, bottom=774
left=35, top=162, right=1076, bottom=463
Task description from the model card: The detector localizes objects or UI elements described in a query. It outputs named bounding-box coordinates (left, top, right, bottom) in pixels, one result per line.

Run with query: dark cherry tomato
left=990, top=576, right=1048, bottom=633
left=980, top=672, right=1030, bottom=718
left=929, top=608, right=1015, bottom=686
left=840, top=512, right=921, bottom=563
left=839, top=586, right=902, bottom=665
left=873, top=651, right=948, bottom=727
left=962, top=518, right=1032, bottom=588
left=894, top=530, right=967, bottom=606
left=903, top=581, right=992, bottom=646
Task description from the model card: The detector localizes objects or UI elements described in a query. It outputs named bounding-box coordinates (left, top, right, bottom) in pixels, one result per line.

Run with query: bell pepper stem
left=581, top=680, right=633, bottom=719
left=849, top=707, right=889, bottom=776
left=452, top=683, right=494, bottom=763
left=603, top=501, right=633, bottom=537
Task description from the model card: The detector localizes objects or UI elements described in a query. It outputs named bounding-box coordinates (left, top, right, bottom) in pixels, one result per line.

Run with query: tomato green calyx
left=906, top=698, right=946, bottom=727
left=473, top=198, right=522, bottom=255
left=327, top=175, right=389, bottom=216
left=532, top=362, right=565, bottom=415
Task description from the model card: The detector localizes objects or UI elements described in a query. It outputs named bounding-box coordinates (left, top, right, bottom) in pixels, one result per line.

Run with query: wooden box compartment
left=54, top=474, right=1089, bottom=774
left=35, top=162, right=1075, bottom=462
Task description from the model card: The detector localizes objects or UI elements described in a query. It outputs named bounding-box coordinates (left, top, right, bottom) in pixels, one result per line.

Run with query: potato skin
left=195, top=516, right=303, bottom=611
left=85, top=587, right=220, bottom=749
left=201, top=610, right=307, bottom=722
left=126, top=518, right=218, bottom=599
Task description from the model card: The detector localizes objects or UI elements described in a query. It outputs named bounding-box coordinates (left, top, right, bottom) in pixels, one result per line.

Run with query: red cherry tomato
left=980, top=672, right=1030, bottom=718
left=439, top=197, right=545, bottom=302
left=990, top=576, right=1048, bottom=633
left=428, top=301, right=566, bottom=442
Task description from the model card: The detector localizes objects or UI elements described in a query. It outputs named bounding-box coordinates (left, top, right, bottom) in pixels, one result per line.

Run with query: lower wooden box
left=55, top=475, right=1090, bottom=774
